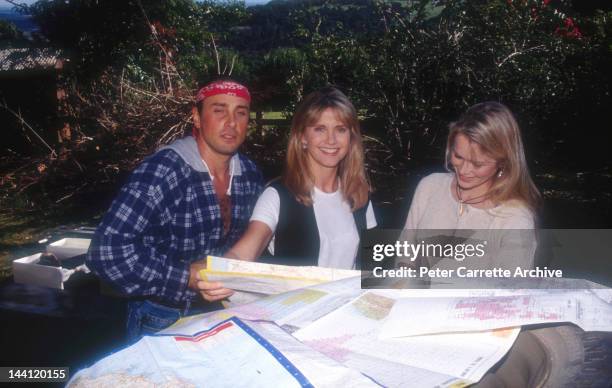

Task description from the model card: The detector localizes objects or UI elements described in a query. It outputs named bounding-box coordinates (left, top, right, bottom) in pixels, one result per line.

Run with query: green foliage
left=28, top=0, right=247, bottom=82
left=30, top=0, right=152, bottom=76
left=273, top=0, right=611, bottom=168
left=0, top=20, right=26, bottom=48
left=19, top=0, right=612, bottom=171
left=250, top=48, right=308, bottom=111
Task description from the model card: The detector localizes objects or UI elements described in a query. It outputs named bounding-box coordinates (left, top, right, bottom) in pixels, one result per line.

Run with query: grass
left=0, top=210, right=48, bottom=279
left=262, top=111, right=286, bottom=120
left=250, top=111, right=287, bottom=120
left=0, top=205, right=99, bottom=281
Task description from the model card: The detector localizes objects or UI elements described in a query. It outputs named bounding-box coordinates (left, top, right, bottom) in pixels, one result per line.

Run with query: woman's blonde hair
left=445, top=101, right=541, bottom=213
left=284, top=87, right=370, bottom=210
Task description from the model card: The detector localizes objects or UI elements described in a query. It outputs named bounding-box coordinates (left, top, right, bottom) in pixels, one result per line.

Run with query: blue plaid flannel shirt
left=86, top=146, right=263, bottom=306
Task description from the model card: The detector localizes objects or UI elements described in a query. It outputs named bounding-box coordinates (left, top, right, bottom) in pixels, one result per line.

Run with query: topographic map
left=69, top=258, right=612, bottom=387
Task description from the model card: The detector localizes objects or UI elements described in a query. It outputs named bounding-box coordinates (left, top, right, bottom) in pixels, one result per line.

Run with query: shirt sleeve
left=489, top=229, right=537, bottom=270
left=86, top=181, right=191, bottom=303
left=398, top=176, right=433, bottom=268
left=403, top=176, right=432, bottom=231
left=249, top=186, right=281, bottom=233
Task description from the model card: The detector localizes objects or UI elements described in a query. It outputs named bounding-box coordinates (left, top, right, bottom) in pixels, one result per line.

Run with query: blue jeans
left=126, top=299, right=222, bottom=343
left=126, top=300, right=181, bottom=343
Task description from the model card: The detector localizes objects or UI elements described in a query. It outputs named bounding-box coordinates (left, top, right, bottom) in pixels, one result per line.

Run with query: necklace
left=455, top=182, right=490, bottom=216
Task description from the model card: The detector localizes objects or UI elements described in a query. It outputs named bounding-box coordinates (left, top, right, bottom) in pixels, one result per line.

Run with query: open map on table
left=69, top=257, right=612, bottom=387
left=201, top=255, right=360, bottom=297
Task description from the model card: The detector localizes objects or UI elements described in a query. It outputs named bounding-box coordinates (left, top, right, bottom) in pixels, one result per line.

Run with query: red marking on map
left=174, top=321, right=233, bottom=342
left=303, top=334, right=354, bottom=363
left=454, top=296, right=560, bottom=321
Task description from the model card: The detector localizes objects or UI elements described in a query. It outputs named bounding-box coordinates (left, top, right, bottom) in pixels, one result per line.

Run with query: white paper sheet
left=294, top=291, right=521, bottom=385
left=201, top=255, right=360, bottom=295
left=382, top=289, right=612, bottom=338
left=70, top=317, right=376, bottom=388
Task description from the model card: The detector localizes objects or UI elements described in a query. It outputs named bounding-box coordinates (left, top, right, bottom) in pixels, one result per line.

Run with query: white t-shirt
left=250, top=186, right=377, bottom=269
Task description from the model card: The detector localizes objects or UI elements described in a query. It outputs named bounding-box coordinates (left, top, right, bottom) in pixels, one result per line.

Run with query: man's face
left=193, top=94, right=250, bottom=157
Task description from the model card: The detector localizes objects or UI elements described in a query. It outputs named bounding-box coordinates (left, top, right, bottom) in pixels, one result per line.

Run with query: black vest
left=259, top=181, right=368, bottom=268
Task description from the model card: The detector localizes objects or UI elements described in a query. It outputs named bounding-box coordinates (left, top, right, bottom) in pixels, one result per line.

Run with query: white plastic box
left=12, top=253, right=71, bottom=290
left=46, top=238, right=91, bottom=259
left=12, top=238, right=92, bottom=289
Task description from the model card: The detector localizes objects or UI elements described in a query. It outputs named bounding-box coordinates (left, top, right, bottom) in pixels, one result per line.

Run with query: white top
left=251, top=186, right=377, bottom=269
left=403, top=173, right=536, bottom=270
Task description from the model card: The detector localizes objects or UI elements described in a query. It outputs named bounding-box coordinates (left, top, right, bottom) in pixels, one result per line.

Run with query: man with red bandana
left=86, top=80, right=264, bottom=341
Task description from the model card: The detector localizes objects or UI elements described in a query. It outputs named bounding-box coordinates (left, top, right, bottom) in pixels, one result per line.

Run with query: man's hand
left=195, top=276, right=235, bottom=302
left=188, top=259, right=234, bottom=302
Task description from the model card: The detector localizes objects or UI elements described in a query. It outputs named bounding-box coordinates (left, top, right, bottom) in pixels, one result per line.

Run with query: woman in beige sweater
left=403, top=101, right=541, bottom=271
left=401, top=102, right=597, bottom=388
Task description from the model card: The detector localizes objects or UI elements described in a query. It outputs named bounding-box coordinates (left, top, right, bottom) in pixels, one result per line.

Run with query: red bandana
left=195, top=80, right=251, bottom=104
left=193, top=81, right=251, bottom=138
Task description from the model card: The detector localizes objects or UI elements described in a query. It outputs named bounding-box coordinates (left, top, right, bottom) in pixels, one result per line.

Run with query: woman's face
left=301, top=108, right=351, bottom=173
left=450, top=133, right=499, bottom=191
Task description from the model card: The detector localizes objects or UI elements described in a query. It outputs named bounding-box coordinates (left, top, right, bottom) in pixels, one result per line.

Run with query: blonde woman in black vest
left=199, top=87, right=377, bottom=302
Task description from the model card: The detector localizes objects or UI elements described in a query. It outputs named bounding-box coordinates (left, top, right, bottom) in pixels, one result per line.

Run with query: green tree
left=0, top=20, right=27, bottom=48
left=28, top=0, right=247, bottom=82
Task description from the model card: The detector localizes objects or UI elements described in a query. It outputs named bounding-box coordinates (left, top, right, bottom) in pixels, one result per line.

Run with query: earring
left=302, top=142, right=308, bottom=149
left=497, top=169, right=504, bottom=178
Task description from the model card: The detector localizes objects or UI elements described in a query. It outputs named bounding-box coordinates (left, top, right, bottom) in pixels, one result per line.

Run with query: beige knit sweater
left=402, top=173, right=536, bottom=271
